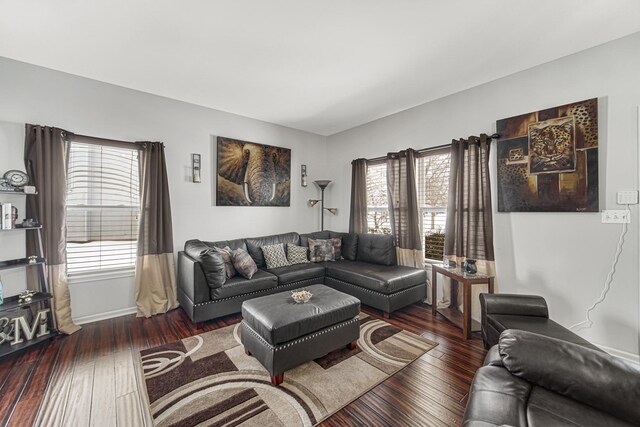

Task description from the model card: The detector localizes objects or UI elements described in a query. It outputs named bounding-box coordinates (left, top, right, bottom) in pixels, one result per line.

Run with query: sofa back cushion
left=328, top=231, right=358, bottom=261
left=203, top=238, right=247, bottom=252
left=356, top=233, right=397, bottom=266
left=184, top=239, right=227, bottom=288
left=245, top=232, right=300, bottom=267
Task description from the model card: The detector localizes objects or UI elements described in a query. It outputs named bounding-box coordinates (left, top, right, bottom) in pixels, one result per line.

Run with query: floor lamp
left=309, top=180, right=337, bottom=230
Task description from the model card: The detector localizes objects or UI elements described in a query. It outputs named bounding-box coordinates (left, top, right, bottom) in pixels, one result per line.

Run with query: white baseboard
left=72, top=306, right=137, bottom=325
left=594, top=342, right=640, bottom=364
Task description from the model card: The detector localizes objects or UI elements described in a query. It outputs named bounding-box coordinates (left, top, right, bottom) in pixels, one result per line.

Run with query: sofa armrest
left=499, top=329, right=640, bottom=425
left=177, top=251, right=210, bottom=304
left=480, top=293, right=549, bottom=318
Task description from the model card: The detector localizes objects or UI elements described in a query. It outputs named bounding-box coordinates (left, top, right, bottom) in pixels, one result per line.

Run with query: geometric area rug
left=138, top=313, right=437, bottom=426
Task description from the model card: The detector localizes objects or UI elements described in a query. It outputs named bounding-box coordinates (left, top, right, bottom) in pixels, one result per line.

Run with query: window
left=364, top=148, right=451, bottom=260
left=366, top=162, right=391, bottom=234
left=417, top=149, right=451, bottom=260
left=66, top=142, right=140, bottom=274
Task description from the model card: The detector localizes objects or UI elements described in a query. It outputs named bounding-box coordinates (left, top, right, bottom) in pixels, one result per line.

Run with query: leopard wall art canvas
left=496, top=98, right=598, bottom=212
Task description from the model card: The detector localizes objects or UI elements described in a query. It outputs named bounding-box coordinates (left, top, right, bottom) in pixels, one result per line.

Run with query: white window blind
left=366, top=162, right=391, bottom=234
left=417, top=150, right=451, bottom=260
left=66, top=142, right=140, bottom=274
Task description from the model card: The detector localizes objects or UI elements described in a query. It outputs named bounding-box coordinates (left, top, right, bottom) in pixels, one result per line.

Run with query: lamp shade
left=314, top=180, right=332, bottom=190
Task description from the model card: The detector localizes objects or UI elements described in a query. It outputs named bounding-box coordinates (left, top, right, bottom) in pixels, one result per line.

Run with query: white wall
left=326, top=33, right=640, bottom=357
left=0, top=58, right=328, bottom=322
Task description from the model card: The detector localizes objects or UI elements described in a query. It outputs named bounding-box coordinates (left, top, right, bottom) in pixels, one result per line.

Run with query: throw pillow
left=330, top=237, right=342, bottom=260
left=231, top=248, right=258, bottom=279
left=200, top=250, right=227, bottom=288
left=213, top=246, right=237, bottom=279
left=308, top=238, right=335, bottom=263
left=261, top=243, right=290, bottom=269
left=287, top=244, right=310, bottom=265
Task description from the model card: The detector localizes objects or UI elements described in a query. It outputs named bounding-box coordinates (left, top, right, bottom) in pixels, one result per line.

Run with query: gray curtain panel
left=386, top=149, right=423, bottom=250
left=134, top=141, right=178, bottom=317
left=349, top=158, right=368, bottom=234
left=444, top=134, right=495, bottom=261
left=24, top=124, right=81, bottom=335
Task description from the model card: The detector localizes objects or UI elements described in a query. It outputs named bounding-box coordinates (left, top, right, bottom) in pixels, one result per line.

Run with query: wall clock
left=3, top=170, right=29, bottom=188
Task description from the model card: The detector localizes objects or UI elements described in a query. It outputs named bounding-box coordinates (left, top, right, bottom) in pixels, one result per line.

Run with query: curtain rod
left=365, top=133, right=499, bottom=163
left=63, top=132, right=145, bottom=150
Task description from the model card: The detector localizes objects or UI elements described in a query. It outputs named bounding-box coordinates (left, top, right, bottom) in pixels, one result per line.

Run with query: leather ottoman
left=240, top=284, right=361, bottom=385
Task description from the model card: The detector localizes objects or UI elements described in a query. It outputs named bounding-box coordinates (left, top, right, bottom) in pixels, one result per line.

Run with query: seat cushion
left=326, top=261, right=426, bottom=294
left=241, top=284, right=360, bottom=345
left=211, top=269, right=277, bottom=300
left=526, top=385, right=632, bottom=427
left=267, top=263, right=325, bottom=285
left=487, top=314, right=601, bottom=351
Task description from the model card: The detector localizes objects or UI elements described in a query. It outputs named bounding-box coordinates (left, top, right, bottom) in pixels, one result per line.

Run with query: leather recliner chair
left=463, top=329, right=640, bottom=426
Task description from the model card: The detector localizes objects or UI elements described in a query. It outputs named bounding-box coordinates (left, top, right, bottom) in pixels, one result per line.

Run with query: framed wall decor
left=216, top=136, right=291, bottom=206
left=496, top=98, right=599, bottom=212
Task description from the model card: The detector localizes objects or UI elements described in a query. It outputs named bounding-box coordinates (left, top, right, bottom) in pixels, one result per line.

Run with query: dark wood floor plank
left=128, top=315, right=149, bottom=351
left=34, top=330, right=82, bottom=426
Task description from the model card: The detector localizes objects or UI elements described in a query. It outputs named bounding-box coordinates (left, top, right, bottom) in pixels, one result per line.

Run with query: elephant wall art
left=216, top=136, right=291, bottom=206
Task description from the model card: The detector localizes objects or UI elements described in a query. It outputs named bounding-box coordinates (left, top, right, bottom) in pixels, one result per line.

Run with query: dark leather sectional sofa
left=177, top=230, right=426, bottom=323
left=463, top=294, right=640, bottom=426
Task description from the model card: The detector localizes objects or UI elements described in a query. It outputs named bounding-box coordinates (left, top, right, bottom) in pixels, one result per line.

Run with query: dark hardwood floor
left=0, top=303, right=486, bottom=426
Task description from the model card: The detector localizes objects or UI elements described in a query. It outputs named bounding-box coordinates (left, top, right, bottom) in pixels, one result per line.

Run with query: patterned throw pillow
left=308, top=238, right=335, bottom=263
left=261, top=243, right=290, bottom=270
left=287, top=244, right=310, bottom=265
left=231, top=248, right=258, bottom=279
left=330, top=237, right=342, bottom=260
left=213, top=246, right=237, bottom=279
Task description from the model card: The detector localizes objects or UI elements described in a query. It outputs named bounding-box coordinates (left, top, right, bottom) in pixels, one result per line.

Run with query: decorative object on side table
left=309, top=180, right=337, bottom=230
left=291, top=289, right=313, bottom=304
left=462, top=259, right=477, bottom=274
left=28, top=256, right=38, bottom=264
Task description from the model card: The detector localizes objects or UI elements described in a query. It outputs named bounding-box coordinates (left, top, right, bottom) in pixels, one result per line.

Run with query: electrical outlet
left=601, top=210, right=631, bottom=223
left=617, top=190, right=639, bottom=205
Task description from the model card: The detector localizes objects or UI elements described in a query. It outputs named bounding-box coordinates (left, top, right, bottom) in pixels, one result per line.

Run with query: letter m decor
left=10, top=309, right=51, bottom=345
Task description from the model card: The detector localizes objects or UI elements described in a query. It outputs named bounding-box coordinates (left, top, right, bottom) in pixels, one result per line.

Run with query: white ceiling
left=1, top=1, right=639, bottom=136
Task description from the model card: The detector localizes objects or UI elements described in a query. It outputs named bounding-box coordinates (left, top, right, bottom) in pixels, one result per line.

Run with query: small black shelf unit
left=0, top=189, right=56, bottom=358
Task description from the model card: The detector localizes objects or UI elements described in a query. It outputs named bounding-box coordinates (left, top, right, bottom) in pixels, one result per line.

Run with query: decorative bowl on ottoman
left=291, top=289, right=313, bottom=303
left=240, top=284, right=361, bottom=386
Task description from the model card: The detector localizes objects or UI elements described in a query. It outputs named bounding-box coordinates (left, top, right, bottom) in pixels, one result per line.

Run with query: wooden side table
left=431, top=264, right=494, bottom=339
